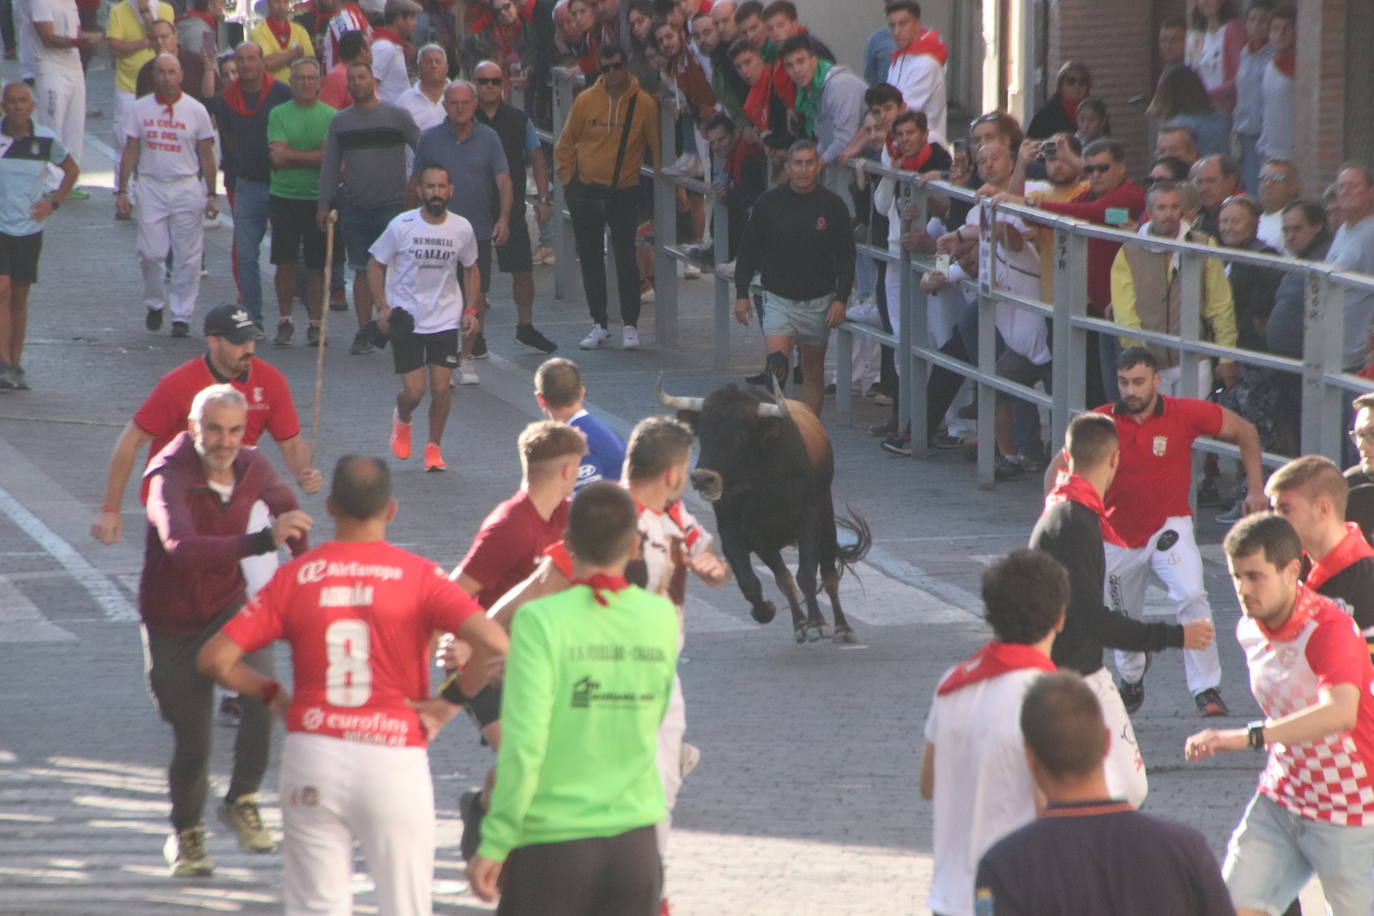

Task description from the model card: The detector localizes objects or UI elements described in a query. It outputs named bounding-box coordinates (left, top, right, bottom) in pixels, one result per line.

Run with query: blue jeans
left=1237, top=133, right=1262, bottom=195
left=232, top=179, right=271, bottom=324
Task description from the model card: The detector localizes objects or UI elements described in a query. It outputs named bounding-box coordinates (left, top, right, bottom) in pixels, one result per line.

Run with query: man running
left=199, top=455, right=509, bottom=915
left=371, top=164, right=481, bottom=472
left=141, top=384, right=311, bottom=875
left=1046, top=345, right=1265, bottom=717
left=466, top=481, right=679, bottom=914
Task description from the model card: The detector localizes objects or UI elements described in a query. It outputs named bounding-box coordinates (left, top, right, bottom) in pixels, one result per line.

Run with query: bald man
left=117, top=53, right=218, bottom=337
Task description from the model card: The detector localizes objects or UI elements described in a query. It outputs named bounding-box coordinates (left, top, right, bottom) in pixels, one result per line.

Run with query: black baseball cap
left=203, top=304, right=264, bottom=343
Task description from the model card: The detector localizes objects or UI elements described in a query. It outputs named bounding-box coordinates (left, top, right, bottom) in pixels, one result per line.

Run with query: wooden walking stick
left=309, top=209, right=338, bottom=461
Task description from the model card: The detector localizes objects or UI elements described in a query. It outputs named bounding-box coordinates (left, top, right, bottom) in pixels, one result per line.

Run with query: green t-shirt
left=478, top=583, right=679, bottom=862
left=266, top=100, right=337, bottom=200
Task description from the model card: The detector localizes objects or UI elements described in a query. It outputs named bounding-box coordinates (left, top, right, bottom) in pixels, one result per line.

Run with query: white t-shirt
left=397, top=85, right=447, bottom=176
left=1186, top=27, right=1227, bottom=91
left=886, top=51, right=947, bottom=147
left=127, top=92, right=215, bottom=180
left=963, top=208, right=1048, bottom=364
left=371, top=37, right=409, bottom=105
left=28, top=0, right=82, bottom=70
left=368, top=208, right=479, bottom=333
left=923, top=666, right=1044, bottom=916
left=1258, top=210, right=1285, bottom=252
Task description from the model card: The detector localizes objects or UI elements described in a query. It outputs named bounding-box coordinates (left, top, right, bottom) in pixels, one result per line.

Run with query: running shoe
left=1194, top=688, right=1229, bottom=718
left=515, top=323, right=558, bottom=353
left=216, top=693, right=241, bottom=726
left=0, top=364, right=15, bottom=390
left=66, top=187, right=90, bottom=201
left=457, top=358, right=480, bottom=386
left=329, top=289, right=348, bottom=311
left=165, top=825, right=215, bottom=877
left=931, top=433, right=969, bottom=449
left=880, top=433, right=913, bottom=457
left=306, top=323, right=322, bottom=347
left=349, top=329, right=374, bottom=355
left=273, top=320, right=293, bottom=347
left=471, top=333, right=488, bottom=359
left=390, top=410, right=412, bottom=460
left=1119, top=678, right=1145, bottom=715
left=744, top=370, right=772, bottom=387
left=994, top=455, right=1027, bottom=481
left=145, top=307, right=164, bottom=331
left=622, top=326, right=640, bottom=350
left=9, top=366, right=27, bottom=390
left=423, top=443, right=447, bottom=472
left=580, top=325, right=612, bottom=349
left=868, top=418, right=897, bottom=438
left=217, top=795, right=277, bottom=853
left=171, top=321, right=190, bottom=338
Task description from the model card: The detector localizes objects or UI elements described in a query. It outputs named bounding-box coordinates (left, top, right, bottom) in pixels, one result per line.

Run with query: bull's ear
left=676, top=410, right=700, bottom=431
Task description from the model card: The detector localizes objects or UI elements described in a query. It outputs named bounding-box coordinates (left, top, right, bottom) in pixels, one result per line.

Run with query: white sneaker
left=680, top=742, right=701, bottom=778
left=580, top=325, right=612, bottom=349
left=678, top=261, right=701, bottom=280
left=622, top=326, right=640, bottom=349
left=640, top=285, right=655, bottom=304
left=457, top=358, right=480, bottom=385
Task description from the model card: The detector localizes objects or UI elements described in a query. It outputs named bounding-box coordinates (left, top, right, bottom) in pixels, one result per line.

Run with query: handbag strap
left=608, top=92, right=639, bottom=191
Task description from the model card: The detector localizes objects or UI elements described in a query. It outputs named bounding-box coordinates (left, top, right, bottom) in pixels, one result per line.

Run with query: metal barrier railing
left=534, top=69, right=1374, bottom=488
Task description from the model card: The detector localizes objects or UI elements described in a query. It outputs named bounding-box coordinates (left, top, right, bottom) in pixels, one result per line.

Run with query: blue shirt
left=413, top=121, right=510, bottom=241
left=0, top=122, right=66, bottom=237
left=569, top=410, right=626, bottom=493
left=863, top=26, right=897, bottom=86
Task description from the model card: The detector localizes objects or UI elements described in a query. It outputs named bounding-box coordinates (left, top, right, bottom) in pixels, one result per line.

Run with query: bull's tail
left=834, top=506, right=872, bottom=579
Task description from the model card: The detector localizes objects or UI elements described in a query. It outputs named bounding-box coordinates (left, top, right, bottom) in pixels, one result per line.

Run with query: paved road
left=0, top=55, right=1313, bottom=915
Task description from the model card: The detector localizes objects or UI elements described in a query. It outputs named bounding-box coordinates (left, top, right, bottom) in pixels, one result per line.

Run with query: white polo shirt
left=127, top=91, right=214, bottom=180
left=369, top=208, right=479, bottom=333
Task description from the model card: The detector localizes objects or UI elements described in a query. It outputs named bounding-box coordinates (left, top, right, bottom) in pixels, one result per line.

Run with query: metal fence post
left=1050, top=227, right=1088, bottom=450
left=1300, top=270, right=1346, bottom=461
left=653, top=101, right=679, bottom=347
left=550, top=71, right=576, bottom=301
left=1177, top=250, right=1204, bottom=399
left=907, top=181, right=931, bottom=458
left=974, top=199, right=997, bottom=490
left=896, top=187, right=914, bottom=443
left=711, top=153, right=731, bottom=371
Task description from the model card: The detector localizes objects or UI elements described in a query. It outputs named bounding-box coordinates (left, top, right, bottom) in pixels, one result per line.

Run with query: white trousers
left=280, top=733, right=435, bottom=916
left=1158, top=363, right=1213, bottom=399
left=653, top=672, right=685, bottom=858
left=34, top=62, right=84, bottom=186
left=1084, top=667, right=1149, bottom=809
left=113, top=87, right=136, bottom=180
left=1104, top=515, right=1220, bottom=696
left=14, top=0, right=35, bottom=79
left=135, top=176, right=206, bottom=322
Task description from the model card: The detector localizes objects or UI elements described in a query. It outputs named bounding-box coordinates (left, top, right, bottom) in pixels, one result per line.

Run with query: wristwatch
left=1247, top=720, right=1266, bottom=751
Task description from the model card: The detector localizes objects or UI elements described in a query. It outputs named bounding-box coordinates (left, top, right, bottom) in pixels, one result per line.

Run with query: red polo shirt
left=1094, top=396, right=1223, bottom=548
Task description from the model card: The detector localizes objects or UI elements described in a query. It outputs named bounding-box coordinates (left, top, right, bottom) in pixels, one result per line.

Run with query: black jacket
left=1029, top=499, right=1184, bottom=675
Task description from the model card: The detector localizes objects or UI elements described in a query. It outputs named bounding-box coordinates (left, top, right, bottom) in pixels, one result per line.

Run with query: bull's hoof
left=832, top=625, right=857, bottom=644
left=807, top=622, right=827, bottom=642
left=793, top=623, right=808, bottom=644
left=751, top=601, right=776, bottom=624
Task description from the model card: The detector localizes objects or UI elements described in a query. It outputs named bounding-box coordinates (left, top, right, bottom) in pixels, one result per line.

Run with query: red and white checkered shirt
left=1239, top=584, right=1374, bottom=825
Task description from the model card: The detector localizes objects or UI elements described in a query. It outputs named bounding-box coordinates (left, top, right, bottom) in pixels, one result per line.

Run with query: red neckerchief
left=221, top=74, right=278, bottom=118
left=725, top=137, right=762, bottom=187
left=1060, top=93, right=1080, bottom=122
left=264, top=16, right=293, bottom=49
left=1256, top=584, right=1322, bottom=643
left=891, top=27, right=949, bottom=66
left=154, top=90, right=182, bottom=118
left=770, top=59, right=796, bottom=108
left=545, top=540, right=574, bottom=579
left=372, top=26, right=403, bottom=45
left=885, top=136, right=934, bottom=172
left=571, top=573, right=630, bottom=606
left=937, top=641, right=1055, bottom=695
left=742, top=67, right=772, bottom=132
left=1306, top=523, right=1374, bottom=592
left=1045, top=470, right=1126, bottom=547
left=182, top=8, right=216, bottom=30
left=1274, top=51, right=1295, bottom=78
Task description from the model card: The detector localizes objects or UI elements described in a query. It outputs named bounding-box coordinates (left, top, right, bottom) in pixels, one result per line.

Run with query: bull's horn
left=768, top=376, right=791, bottom=418
left=756, top=402, right=786, bottom=417
left=656, top=375, right=704, bottom=412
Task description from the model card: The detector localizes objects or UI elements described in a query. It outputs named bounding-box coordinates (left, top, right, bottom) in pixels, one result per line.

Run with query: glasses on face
left=1083, top=163, right=1112, bottom=175
left=1258, top=173, right=1289, bottom=184
left=475, top=76, right=503, bottom=85
left=1349, top=428, right=1374, bottom=445
left=600, top=60, right=626, bottom=73
left=1062, top=75, right=1087, bottom=87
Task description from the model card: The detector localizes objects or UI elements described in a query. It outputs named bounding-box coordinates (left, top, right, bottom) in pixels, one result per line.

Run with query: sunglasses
left=600, top=60, right=626, bottom=73
left=475, top=76, right=504, bottom=85
left=1083, top=163, right=1113, bottom=175
left=1258, top=173, right=1289, bottom=183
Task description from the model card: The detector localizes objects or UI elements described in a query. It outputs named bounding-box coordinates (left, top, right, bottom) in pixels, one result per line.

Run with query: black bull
left=658, top=380, right=872, bottom=643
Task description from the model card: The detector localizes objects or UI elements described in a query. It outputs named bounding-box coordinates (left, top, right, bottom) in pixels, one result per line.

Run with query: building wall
left=1295, top=0, right=1346, bottom=191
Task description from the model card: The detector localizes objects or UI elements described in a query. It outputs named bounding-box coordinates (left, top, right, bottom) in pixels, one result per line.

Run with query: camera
left=1040, top=139, right=1059, bottom=158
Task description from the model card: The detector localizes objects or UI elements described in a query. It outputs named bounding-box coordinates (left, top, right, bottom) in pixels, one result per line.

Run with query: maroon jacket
left=1036, top=179, right=1146, bottom=316
left=140, top=432, right=306, bottom=637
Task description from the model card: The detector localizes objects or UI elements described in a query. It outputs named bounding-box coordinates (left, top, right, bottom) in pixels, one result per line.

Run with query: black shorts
left=495, top=206, right=533, bottom=274
left=0, top=231, right=42, bottom=285
left=497, top=825, right=661, bottom=916
left=392, top=328, right=460, bottom=375
left=269, top=195, right=330, bottom=269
